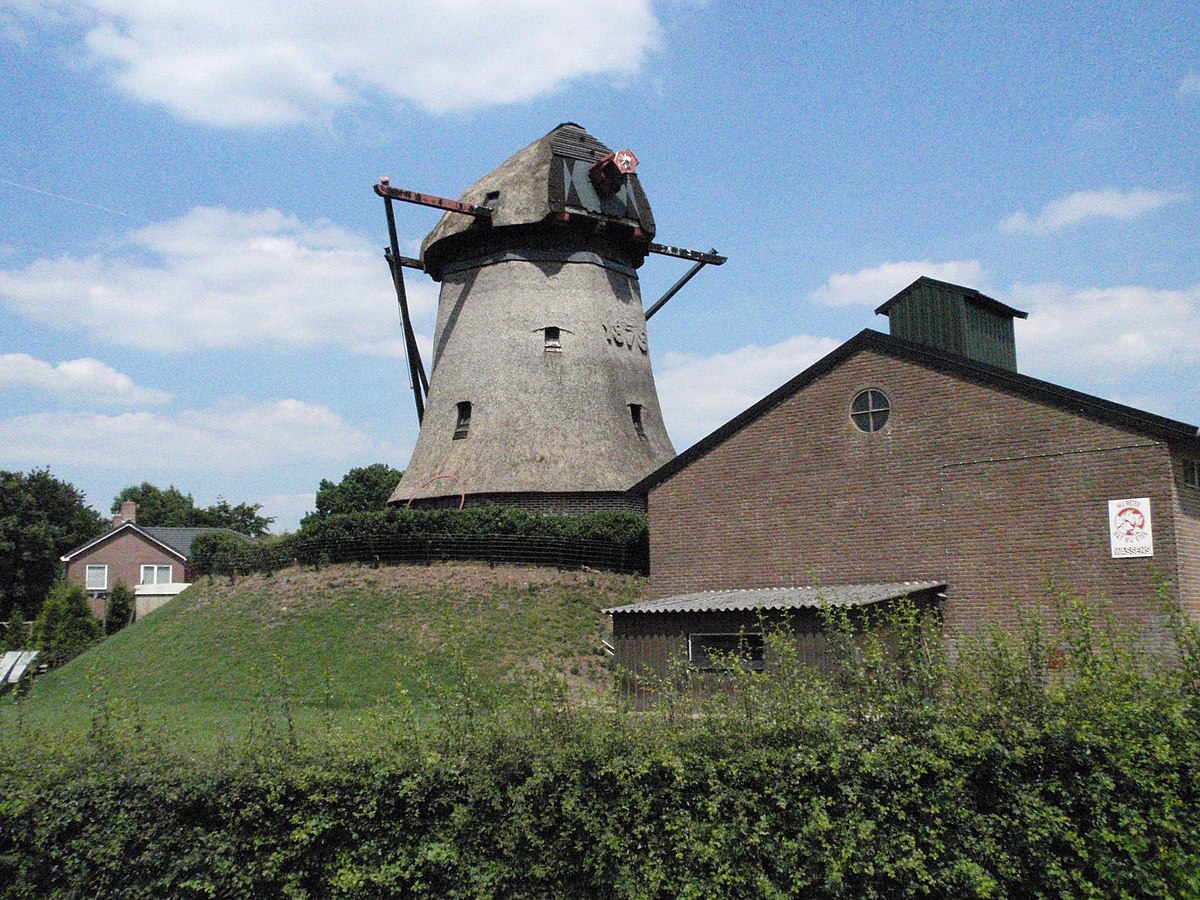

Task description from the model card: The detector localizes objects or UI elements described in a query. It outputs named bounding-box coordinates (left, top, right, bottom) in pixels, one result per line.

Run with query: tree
left=307, top=464, right=404, bottom=523
left=4, top=607, right=29, bottom=651
left=198, top=497, right=274, bottom=537
left=0, top=469, right=107, bottom=621
left=111, top=483, right=273, bottom=537
left=111, top=483, right=197, bottom=527
left=33, top=579, right=101, bottom=667
left=104, top=581, right=134, bottom=636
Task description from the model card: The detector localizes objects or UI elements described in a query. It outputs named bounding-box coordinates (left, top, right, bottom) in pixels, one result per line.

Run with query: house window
left=629, top=403, right=647, bottom=439
left=689, top=632, right=766, bottom=671
left=851, top=389, right=890, bottom=432
left=1186, top=458, right=1199, bottom=488
left=453, top=401, right=472, bottom=439
left=85, top=565, right=108, bottom=591
left=140, top=564, right=172, bottom=585
left=543, top=327, right=562, bottom=351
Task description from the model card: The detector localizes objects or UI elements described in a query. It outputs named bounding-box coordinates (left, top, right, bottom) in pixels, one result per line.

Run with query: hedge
left=190, top=509, right=650, bottom=578
left=2, top=594, right=1198, bottom=897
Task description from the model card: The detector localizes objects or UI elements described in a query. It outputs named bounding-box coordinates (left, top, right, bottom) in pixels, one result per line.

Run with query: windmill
left=374, top=123, right=724, bottom=513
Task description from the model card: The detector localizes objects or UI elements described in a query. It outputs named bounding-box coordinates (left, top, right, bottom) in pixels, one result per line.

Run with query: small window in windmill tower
left=543, top=327, right=562, bottom=352
left=629, top=403, right=646, bottom=439
left=453, top=401, right=472, bottom=440
left=1185, top=458, right=1200, bottom=488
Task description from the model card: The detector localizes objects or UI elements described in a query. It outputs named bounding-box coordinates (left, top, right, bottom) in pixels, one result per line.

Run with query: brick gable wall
left=649, top=348, right=1182, bottom=645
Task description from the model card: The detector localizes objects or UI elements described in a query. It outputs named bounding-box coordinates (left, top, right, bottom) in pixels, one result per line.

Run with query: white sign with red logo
left=1108, top=498, right=1153, bottom=558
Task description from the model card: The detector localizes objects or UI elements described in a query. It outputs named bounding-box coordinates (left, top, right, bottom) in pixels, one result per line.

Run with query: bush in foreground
left=1, top=590, right=1197, bottom=897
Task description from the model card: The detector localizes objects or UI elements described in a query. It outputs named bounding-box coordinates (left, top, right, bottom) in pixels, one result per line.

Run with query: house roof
left=60, top=522, right=246, bottom=563
left=604, top=581, right=946, bottom=615
left=874, top=276, right=1028, bottom=319
left=141, top=527, right=239, bottom=558
left=634, top=328, right=1200, bottom=495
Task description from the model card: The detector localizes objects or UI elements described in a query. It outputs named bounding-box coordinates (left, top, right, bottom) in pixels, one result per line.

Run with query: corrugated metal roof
left=604, top=581, right=946, bottom=614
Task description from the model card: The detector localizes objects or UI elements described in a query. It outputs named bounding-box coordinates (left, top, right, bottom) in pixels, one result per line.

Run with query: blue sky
left=1, top=1, right=1197, bottom=531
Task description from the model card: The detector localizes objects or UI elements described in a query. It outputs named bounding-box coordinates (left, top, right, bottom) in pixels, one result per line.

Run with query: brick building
left=609, top=278, right=1200, bottom=677
left=61, top=501, right=243, bottom=619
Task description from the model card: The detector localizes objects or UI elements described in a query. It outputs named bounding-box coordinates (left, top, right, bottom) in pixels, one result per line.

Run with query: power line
left=0, top=177, right=151, bottom=224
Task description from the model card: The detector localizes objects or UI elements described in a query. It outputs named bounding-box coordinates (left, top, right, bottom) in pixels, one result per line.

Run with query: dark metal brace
left=374, top=180, right=493, bottom=220
left=647, top=243, right=727, bottom=266
left=644, top=249, right=719, bottom=321
left=382, top=194, right=428, bottom=423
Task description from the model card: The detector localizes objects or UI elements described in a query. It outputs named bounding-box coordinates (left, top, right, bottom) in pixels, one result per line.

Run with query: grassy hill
left=2, top=562, right=647, bottom=749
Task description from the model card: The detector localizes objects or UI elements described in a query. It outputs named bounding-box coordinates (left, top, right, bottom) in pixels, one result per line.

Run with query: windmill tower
left=377, top=123, right=724, bottom=513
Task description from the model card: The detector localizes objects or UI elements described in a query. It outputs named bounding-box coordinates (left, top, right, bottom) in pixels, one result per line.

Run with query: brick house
left=609, top=278, right=1200, bottom=680
left=61, top=501, right=243, bottom=619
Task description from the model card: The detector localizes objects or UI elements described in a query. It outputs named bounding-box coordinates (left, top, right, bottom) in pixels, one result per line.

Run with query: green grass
left=1, top=562, right=647, bottom=749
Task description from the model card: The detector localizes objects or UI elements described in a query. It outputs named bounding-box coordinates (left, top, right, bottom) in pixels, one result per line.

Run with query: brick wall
left=649, top=348, right=1183, bottom=646
left=1173, top=450, right=1200, bottom=621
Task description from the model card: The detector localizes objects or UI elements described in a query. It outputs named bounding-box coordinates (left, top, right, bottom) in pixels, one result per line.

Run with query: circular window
left=851, top=389, right=890, bottom=432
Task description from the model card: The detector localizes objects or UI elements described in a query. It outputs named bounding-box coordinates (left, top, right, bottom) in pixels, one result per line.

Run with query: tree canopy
left=111, top=483, right=273, bottom=537
left=0, top=469, right=107, bottom=620
left=308, top=464, right=403, bottom=522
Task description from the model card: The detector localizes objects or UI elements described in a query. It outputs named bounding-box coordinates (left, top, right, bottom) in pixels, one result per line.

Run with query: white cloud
left=657, top=334, right=841, bottom=447
left=808, top=260, right=984, bottom=307
left=18, top=1, right=661, bottom=125
left=1012, top=281, right=1200, bottom=388
left=0, top=353, right=171, bottom=404
left=1000, top=188, right=1188, bottom=235
left=0, top=398, right=382, bottom=473
left=0, top=206, right=435, bottom=354
left=1179, top=72, right=1200, bottom=97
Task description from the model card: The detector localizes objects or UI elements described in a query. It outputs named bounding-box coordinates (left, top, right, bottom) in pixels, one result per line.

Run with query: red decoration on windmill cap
left=612, top=149, right=639, bottom=173
left=588, top=149, right=639, bottom=196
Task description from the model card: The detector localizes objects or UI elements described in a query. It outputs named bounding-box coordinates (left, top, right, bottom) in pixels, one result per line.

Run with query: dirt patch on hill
left=192, top=561, right=647, bottom=608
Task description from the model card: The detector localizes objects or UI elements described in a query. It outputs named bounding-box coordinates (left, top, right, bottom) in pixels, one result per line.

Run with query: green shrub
left=104, top=581, right=134, bottom=636
left=191, top=508, right=649, bottom=577
left=189, top=530, right=262, bottom=577
left=31, top=579, right=101, bottom=667
left=3, top=607, right=29, bottom=651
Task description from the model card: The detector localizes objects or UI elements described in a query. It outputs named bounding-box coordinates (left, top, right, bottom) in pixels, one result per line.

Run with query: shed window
left=689, top=632, right=765, bottom=671
left=543, top=327, right=562, bottom=351
left=140, top=564, right=172, bottom=585
left=1186, top=458, right=1199, bottom=488
left=85, top=564, right=108, bottom=591
left=851, top=389, right=890, bottom=432
left=629, top=403, right=646, bottom=439
left=453, top=401, right=472, bottom=440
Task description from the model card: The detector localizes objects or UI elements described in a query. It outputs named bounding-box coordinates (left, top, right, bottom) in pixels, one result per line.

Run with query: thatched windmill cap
left=420, top=123, right=656, bottom=279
